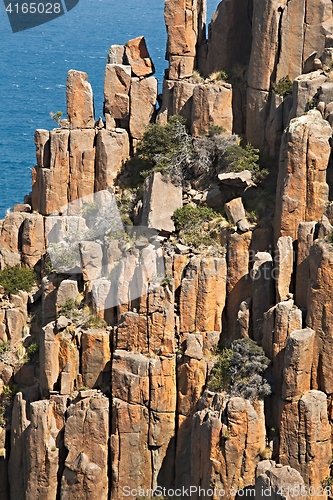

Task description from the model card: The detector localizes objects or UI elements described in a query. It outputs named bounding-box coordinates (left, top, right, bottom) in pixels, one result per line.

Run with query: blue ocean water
left=0, top=0, right=219, bottom=218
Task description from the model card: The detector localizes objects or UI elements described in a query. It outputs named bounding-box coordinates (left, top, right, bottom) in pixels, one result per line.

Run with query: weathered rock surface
left=275, top=111, right=331, bottom=242
left=129, top=76, right=157, bottom=140
left=279, top=390, right=331, bottom=491
left=66, top=70, right=95, bottom=129
left=104, top=64, right=131, bottom=121
left=255, top=460, right=305, bottom=500
left=61, top=396, right=109, bottom=499
left=141, top=172, right=182, bottom=233
left=95, top=129, right=130, bottom=191
left=124, top=37, right=155, bottom=77
left=191, top=83, right=233, bottom=136
left=307, top=241, right=333, bottom=393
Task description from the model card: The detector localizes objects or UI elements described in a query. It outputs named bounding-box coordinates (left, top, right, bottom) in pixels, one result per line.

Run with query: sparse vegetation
left=172, top=205, right=226, bottom=248
left=25, top=341, right=39, bottom=363
left=209, top=338, right=272, bottom=401
left=326, top=232, right=333, bottom=244
left=225, top=142, right=260, bottom=174
left=0, top=341, right=10, bottom=357
left=48, top=243, right=81, bottom=272
left=57, top=298, right=80, bottom=321
left=192, top=69, right=204, bottom=83
left=0, top=265, right=35, bottom=295
left=160, top=274, right=173, bottom=288
left=272, top=76, right=293, bottom=97
left=81, top=201, right=98, bottom=219
left=321, top=475, right=333, bottom=488
left=207, top=125, right=226, bottom=137
left=209, top=69, right=229, bottom=82
left=134, top=115, right=193, bottom=184
left=49, top=110, right=63, bottom=126
left=82, top=315, right=107, bottom=329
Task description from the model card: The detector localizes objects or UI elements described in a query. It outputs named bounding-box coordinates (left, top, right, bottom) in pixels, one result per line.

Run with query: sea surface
left=0, top=0, right=219, bottom=218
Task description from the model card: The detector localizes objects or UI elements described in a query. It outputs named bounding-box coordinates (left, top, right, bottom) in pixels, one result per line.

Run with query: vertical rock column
left=274, top=110, right=331, bottom=242
left=164, top=0, right=206, bottom=79
left=279, top=328, right=331, bottom=492
left=307, top=240, right=333, bottom=393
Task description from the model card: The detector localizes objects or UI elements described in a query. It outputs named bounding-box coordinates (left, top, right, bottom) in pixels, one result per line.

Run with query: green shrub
left=207, top=125, right=226, bottom=137
left=135, top=115, right=192, bottom=183
left=209, top=338, right=272, bottom=401
left=0, top=265, right=35, bottom=295
left=48, top=243, right=80, bottom=272
left=208, top=348, right=233, bottom=391
left=57, top=298, right=80, bottom=321
left=0, top=342, right=10, bottom=356
left=321, top=475, right=333, bottom=488
left=273, top=76, right=293, bottom=97
left=172, top=205, right=225, bottom=248
left=49, top=110, right=63, bottom=126
left=225, top=143, right=260, bottom=174
left=81, top=201, right=98, bottom=219
left=26, top=342, right=39, bottom=363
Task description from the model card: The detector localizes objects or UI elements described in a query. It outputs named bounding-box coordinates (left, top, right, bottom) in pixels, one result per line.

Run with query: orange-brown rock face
left=295, top=221, right=317, bottom=309
left=129, top=76, right=157, bottom=140
left=246, top=0, right=333, bottom=152
left=164, top=0, right=206, bottom=79
left=95, top=128, right=130, bottom=191
left=279, top=390, right=331, bottom=494
left=68, top=129, right=96, bottom=202
left=104, top=64, right=131, bottom=122
left=191, top=83, right=233, bottom=136
left=307, top=240, right=333, bottom=394
left=226, top=231, right=252, bottom=341
left=274, top=111, right=331, bottom=242
left=66, top=70, right=95, bottom=129
left=175, top=395, right=265, bottom=498
left=61, top=396, right=109, bottom=499
left=32, top=129, right=70, bottom=215
left=21, top=213, right=45, bottom=268
left=206, top=0, right=253, bottom=75
left=111, top=350, right=176, bottom=498
left=124, top=36, right=155, bottom=77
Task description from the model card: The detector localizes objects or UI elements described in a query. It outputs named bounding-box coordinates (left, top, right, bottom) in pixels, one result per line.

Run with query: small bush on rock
left=173, top=205, right=225, bottom=248
left=0, top=265, right=35, bottom=295
left=273, top=76, right=293, bottom=97
left=225, top=143, right=260, bottom=174
left=209, top=338, right=272, bottom=401
left=135, top=115, right=193, bottom=184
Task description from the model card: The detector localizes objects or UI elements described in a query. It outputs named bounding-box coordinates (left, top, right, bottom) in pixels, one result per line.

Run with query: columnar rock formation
left=3, top=1, right=333, bottom=499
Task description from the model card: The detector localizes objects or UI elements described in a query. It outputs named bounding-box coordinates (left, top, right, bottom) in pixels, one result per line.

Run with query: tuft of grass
left=209, top=70, right=229, bottom=82
left=82, top=315, right=107, bottom=329
left=192, top=69, right=204, bottom=83
left=0, top=265, right=35, bottom=295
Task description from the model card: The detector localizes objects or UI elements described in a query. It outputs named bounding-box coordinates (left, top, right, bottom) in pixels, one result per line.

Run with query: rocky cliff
left=1, top=1, right=333, bottom=499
